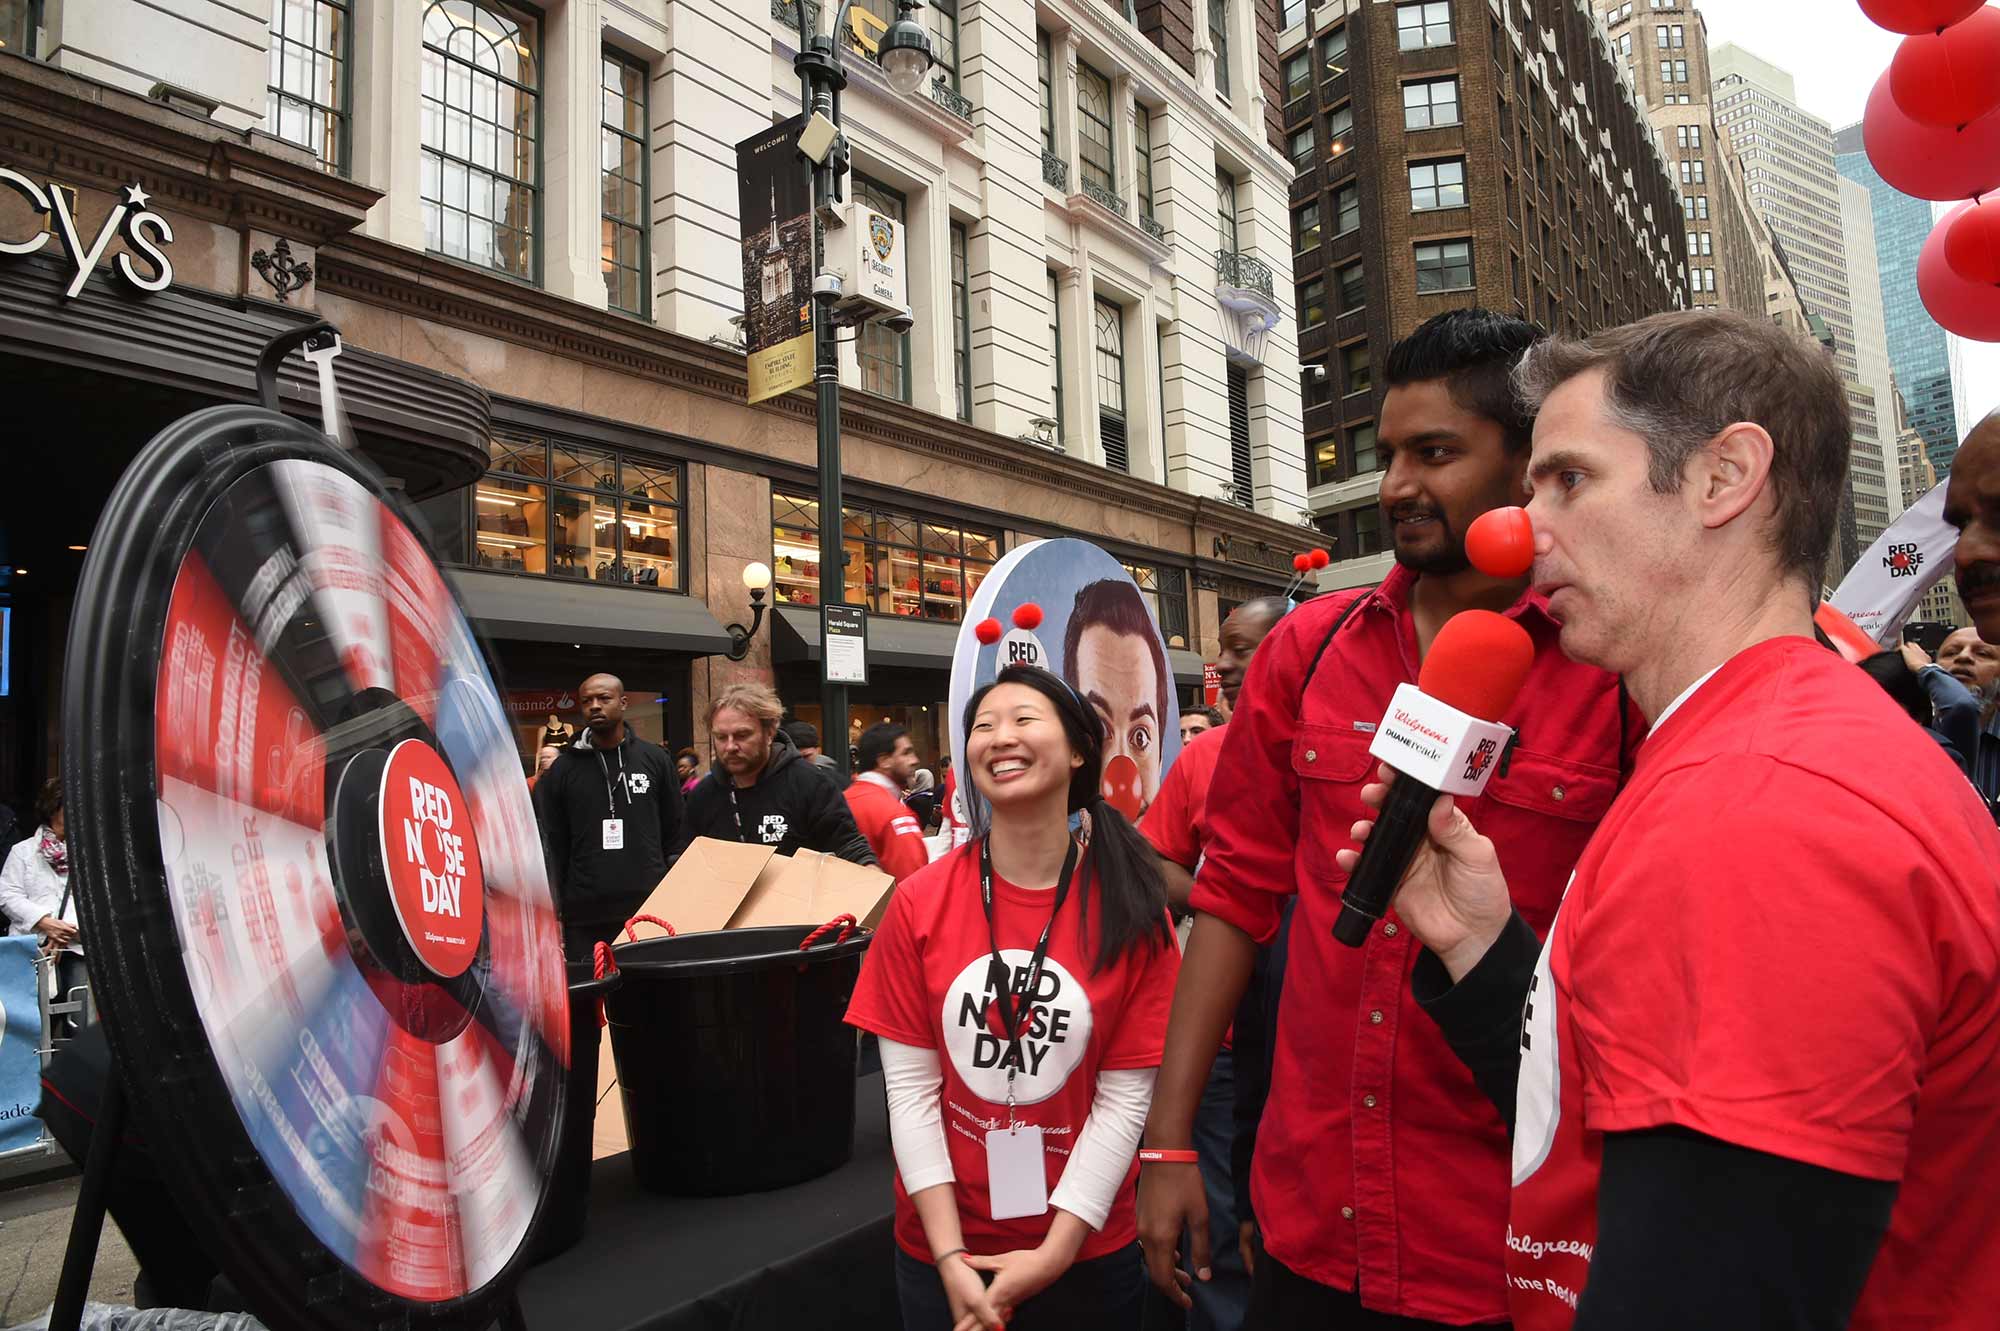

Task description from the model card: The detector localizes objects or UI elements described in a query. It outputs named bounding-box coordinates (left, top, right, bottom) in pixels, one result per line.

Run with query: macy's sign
left=0, top=166, right=173, bottom=298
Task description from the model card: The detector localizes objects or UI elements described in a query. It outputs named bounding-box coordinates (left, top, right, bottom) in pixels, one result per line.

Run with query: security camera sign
left=842, top=202, right=908, bottom=317
left=378, top=739, right=484, bottom=977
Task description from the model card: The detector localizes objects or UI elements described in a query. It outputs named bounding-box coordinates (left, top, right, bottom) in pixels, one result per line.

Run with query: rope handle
left=624, top=914, right=677, bottom=942
left=798, top=914, right=860, bottom=950
left=591, top=941, right=617, bottom=1028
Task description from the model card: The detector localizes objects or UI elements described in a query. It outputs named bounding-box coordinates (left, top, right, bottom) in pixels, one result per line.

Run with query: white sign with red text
left=1367, top=683, right=1514, bottom=798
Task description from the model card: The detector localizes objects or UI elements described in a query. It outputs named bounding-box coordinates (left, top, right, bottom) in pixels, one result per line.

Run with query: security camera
left=812, top=272, right=844, bottom=301
left=879, top=306, right=915, bottom=335
left=1304, top=363, right=1329, bottom=384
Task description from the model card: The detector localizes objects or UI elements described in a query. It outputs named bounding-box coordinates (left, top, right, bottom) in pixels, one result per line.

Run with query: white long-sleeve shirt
left=0, top=830, right=79, bottom=955
left=879, top=1036, right=1156, bottom=1233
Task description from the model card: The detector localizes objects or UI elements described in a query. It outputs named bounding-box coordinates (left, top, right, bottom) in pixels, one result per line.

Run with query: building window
left=1656, top=23, right=1669, bottom=48
left=1095, top=297, right=1129, bottom=473
left=1328, top=102, right=1354, bottom=155
left=1294, top=201, right=1322, bottom=253
left=926, top=0, right=960, bottom=89
left=600, top=47, right=648, bottom=316
left=1395, top=1, right=1453, bottom=50
left=454, top=434, right=684, bottom=589
left=1354, top=502, right=1384, bottom=553
left=1673, top=59, right=1687, bottom=82
left=1048, top=271, right=1065, bottom=440
left=1310, top=436, right=1339, bottom=486
left=1409, top=158, right=1466, bottom=211
left=1619, top=32, right=1632, bottom=56
left=1670, top=23, right=1684, bottom=46
left=1289, top=124, right=1316, bottom=172
left=1078, top=60, right=1115, bottom=195
left=1038, top=28, right=1055, bottom=155
left=1136, top=110, right=1157, bottom=221
left=1342, top=343, right=1371, bottom=396
left=1688, top=124, right=1702, bottom=148
left=1695, top=194, right=1709, bottom=219
left=1350, top=420, right=1380, bottom=476
left=951, top=222, right=971, bottom=421
left=1320, top=25, right=1348, bottom=76
left=853, top=174, right=910, bottom=401
left=1121, top=562, right=1190, bottom=646
left=1334, top=181, right=1360, bottom=235
left=1217, top=169, right=1239, bottom=254
left=267, top=0, right=350, bottom=171
left=1691, top=159, right=1704, bottom=183
left=771, top=493, right=997, bottom=621
left=1403, top=77, right=1460, bottom=130
left=421, top=0, right=540, bottom=279
left=1415, top=239, right=1474, bottom=292
left=1299, top=277, right=1326, bottom=328
left=1337, top=260, right=1365, bottom=313
left=1227, top=364, right=1254, bottom=507
left=1279, top=0, right=1307, bottom=28
left=1210, top=0, right=1231, bottom=99
left=1676, top=124, right=1688, bottom=148
left=1284, top=50, right=1312, bottom=103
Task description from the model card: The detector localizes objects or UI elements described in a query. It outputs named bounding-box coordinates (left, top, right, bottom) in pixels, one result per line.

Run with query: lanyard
left=979, top=835, right=1078, bottom=1127
left=597, top=745, right=629, bottom=816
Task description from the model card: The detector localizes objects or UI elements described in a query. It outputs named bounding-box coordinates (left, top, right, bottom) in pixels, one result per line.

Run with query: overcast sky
left=1692, top=0, right=1996, bottom=443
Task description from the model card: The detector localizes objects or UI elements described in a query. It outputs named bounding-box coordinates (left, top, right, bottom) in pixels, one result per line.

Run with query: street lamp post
left=792, top=0, right=933, bottom=774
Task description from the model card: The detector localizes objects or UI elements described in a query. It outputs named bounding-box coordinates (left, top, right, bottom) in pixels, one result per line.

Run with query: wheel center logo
left=377, top=739, right=483, bottom=977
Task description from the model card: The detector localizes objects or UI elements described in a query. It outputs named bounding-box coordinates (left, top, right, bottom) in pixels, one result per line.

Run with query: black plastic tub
left=604, top=924, right=871, bottom=1196
left=532, top=961, right=622, bottom=1261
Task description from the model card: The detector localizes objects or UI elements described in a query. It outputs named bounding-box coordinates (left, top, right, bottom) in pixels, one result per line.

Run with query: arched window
left=421, top=1, right=541, bottom=279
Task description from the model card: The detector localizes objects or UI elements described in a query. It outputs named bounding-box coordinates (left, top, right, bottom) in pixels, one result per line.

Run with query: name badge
left=602, top=818, right=625, bottom=850
left=984, top=1126, right=1049, bottom=1221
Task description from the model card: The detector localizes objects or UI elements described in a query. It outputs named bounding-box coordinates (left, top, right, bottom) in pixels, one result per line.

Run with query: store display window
left=460, top=433, right=683, bottom=589
left=771, top=492, right=996, bottom=622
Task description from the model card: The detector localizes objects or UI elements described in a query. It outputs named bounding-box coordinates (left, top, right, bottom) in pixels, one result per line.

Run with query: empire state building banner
left=737, top=116, right=814, bottom=405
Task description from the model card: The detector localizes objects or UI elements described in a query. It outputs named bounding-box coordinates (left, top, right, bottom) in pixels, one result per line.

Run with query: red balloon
left=1011, top=602, right=1044, bottom=630
left=973, top=617, right=1002, bottom=645
left=1890, top=9, right=2000, bottom=129
left=1292, top=553, right=1311, bottom=572
left=1945, top=195, right=2000, bottom=282
left=1309, top=548, right=1330, bottom=569
left=1863, top=70, right=2000, bottom=200
left=1920, top=201, right=2000, bottom=339
left=1465, top=506, right=1536, bottom=578
left=1859, top=0, right=1985, bottom=35
left=1100, top=754, right=1144, bottom=819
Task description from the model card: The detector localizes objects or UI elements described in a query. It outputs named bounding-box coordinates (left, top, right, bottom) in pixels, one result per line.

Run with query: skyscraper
left=1713, top=43, right=1895, bottom=569
left=1839, top=175, right=1905, bottom=530
left=1834, top=123, right=1962, bottom=483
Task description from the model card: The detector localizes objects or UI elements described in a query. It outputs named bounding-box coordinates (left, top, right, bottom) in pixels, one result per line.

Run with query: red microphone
left=1331, top=610, right=1534, bottom=946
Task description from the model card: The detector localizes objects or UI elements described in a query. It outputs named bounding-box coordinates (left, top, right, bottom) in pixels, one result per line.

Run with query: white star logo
left=124, top=183, right=150, bottom=209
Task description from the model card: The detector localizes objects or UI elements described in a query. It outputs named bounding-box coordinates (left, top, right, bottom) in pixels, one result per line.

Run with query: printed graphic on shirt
left=891, top=814, right=923, bottom=838
left=627, top=772, right=650, bottom=795
left=1513, top=897, right=1564, bottom=1187
left=757, top=813, right=789, bottom=845
left=941, top=949, right=1094, bottom=1105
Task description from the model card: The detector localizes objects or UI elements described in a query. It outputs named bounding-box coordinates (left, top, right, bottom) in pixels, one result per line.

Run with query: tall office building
left=1834, top=123, right=1963, bottom=482
left=1895, top=428, right=1969, bottom=629
left=1278, top=0, right=1683, bottom=586
left=1839, top=175, right=1905, bottom=534
left=1591, top=1, right=1760, bottom=316
left=1713, top=43, right=1895, bottom=570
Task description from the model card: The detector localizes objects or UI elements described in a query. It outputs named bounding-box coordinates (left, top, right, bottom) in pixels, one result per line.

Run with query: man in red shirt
left=1140, top=309, right=1637, bottom=1327
left=1362, top=310, right=2000, bottom=1330
left=1138, top=595, right=1286, bottom=1331
left=846, top=722, right=930, bottom=881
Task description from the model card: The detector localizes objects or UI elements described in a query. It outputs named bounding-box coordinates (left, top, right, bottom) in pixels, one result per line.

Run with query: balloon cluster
left=1859, top=0, right=2000, bottom=340
left=1282, top=547, right=1329, bottom=599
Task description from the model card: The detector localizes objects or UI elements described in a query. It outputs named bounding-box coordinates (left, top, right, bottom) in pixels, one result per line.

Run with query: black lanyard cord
left=979, top=834, right=1079, bottom=1073
left=597, top=745, right=629, bottom=817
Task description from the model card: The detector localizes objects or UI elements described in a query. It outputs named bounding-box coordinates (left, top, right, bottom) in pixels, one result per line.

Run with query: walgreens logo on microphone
left=1370, top=684, right=1513, bottom=798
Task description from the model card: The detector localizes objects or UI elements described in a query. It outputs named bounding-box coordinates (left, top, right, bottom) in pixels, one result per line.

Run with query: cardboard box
left=621, top=837, right=895, bottom=941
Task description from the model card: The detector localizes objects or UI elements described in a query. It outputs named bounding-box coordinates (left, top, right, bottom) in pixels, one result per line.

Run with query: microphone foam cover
left=1417, top=610, right=1535, bottom=722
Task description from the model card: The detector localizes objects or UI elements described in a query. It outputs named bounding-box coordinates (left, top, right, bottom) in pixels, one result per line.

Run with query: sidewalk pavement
left=0, top=1172, right=139, bottom=1328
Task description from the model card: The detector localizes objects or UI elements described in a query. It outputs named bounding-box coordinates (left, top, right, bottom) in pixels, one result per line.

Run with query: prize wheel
left=64, top=405, right=568, bottom=1330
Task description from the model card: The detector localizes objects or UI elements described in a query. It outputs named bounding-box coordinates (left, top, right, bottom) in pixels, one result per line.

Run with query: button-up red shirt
left=1190, top=564, right=1636, bottom=1324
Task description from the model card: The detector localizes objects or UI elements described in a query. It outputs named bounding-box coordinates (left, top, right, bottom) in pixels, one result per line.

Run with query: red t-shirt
left=846, top=840, right=1181, bottom=1262
left=1509, top=637, right=2000, bottom=1330
left=845, top=774, right=929, bottom=881
left=1140, top=725, right=1226, bottom=870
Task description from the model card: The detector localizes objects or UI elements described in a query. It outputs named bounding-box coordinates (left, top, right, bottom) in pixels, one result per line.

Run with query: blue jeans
left=1190, top=1048, right=1250, bottom=1331
left=896, top=1242, right=1144, bottom=1330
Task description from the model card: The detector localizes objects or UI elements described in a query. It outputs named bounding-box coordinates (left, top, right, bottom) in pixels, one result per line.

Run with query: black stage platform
left=521, top=1072, right=899, bottom=1331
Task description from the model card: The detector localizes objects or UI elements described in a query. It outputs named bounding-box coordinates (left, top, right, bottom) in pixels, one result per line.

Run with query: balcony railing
left=1082, top=179, right=1127, bottom=217
left=1041, top=150, right=1068, bottom=190
left=1216, top=249, right=1275, bottom=299
left=1140, top=214, right=1166, bottom=242
left=930, top=76, right=973, bottom=120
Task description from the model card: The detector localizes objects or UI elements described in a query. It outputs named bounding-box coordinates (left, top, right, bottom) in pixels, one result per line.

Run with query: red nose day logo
left=378, top=739, right=483, bottom=977
left=1883, top=543, right=1925, bottom=579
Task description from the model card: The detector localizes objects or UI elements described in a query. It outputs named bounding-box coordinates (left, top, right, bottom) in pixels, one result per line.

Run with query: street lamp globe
left=877, top=2, right=935, bottom=96
left=742, top=560, right=773, bottom=592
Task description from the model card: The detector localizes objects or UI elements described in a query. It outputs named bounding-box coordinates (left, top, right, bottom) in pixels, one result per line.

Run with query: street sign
left=824, top=603, right=868, bottom=685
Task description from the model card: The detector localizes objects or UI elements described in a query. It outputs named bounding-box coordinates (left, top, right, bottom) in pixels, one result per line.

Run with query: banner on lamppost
left=1830, top=479, right=1958, bottom=646
left=737, top=116, right=814, bottom=405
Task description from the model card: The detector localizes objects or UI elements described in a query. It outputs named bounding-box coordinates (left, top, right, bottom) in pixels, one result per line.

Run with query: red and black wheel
left=64, top=405, right=566, bottom=1329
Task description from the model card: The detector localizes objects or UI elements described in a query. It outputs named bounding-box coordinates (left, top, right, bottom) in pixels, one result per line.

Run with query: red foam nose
left=1466, top=507, right=1535, bottom=578
left=1101, top=753, right=1144, bottom=819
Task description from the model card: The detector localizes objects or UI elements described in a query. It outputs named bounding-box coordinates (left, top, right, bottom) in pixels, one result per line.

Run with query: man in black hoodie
left=678, top=682, right=875, bottom=864
left=535, top=673, right=683, bottom=958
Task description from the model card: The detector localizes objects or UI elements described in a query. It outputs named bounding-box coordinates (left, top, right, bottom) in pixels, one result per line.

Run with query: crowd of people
left=838, top=306, right=2000, bottom=1331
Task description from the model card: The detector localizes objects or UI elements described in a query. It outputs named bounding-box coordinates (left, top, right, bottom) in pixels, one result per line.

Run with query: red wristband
left=1137, top=1148, right=1200, bottom=1165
